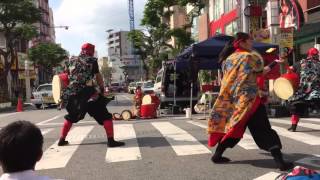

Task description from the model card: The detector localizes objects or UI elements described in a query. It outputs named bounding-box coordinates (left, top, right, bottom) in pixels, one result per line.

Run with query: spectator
left=0, top=121, right=53, bottom=180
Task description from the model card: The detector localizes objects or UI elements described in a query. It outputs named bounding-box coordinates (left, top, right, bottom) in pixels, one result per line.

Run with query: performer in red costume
left=58, top=43, right=125, bottom=147
left=287, top=47, right=320, bottom=132
left=208, top=32, right=293, bottom=171
left=134, top=86, right=143, bottom=118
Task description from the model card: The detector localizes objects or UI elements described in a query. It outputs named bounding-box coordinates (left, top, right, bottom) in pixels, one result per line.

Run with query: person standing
left=287, top=47, right=320, bottom=132
left=58, top=43, right=125, bottom=147
left=208, top=32, right=294, bottom=171
left=134, top=86, right=143, bottom=118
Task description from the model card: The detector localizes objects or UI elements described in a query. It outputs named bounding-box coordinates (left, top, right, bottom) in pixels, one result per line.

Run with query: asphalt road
left=0, top=93, right=319, bottom=180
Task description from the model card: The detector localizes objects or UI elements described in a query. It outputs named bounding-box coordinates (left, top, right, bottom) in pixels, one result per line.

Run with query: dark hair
left=136, top=86, right=141, bottom=90
left=0, top=121, right=43, bottom=173
left=218, top=32, right=251, bottom=63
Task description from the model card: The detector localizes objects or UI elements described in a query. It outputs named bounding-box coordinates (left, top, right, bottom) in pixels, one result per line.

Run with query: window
left=224, top=0, right=237, bottom=13
left=213, top=0, right=223, bottom=21
left=225, top=21, right=238, bottom=35
left=37, top=85, right=52, bottom=92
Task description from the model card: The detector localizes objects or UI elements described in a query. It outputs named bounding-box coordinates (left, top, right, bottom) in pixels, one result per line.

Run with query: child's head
left=0, top=121, right=43, bottom=173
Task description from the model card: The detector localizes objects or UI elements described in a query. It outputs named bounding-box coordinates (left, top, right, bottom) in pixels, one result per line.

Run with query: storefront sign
left=18, top=70, right=36, bottom=80
left=279, top=28, right=294, bottom=49
left=252, top=28, right=271, bottom=43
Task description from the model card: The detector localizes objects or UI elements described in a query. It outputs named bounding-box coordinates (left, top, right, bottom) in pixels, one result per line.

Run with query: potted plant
left=198, top=70, right=214, bottom=92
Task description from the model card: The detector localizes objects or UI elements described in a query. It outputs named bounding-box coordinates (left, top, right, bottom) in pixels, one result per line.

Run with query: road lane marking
left=118, top=94, right=132, bottom=101
left=152, top=122, right=211, bottom=156
left=36, top=126, right=94, bottom=170
left=106, top=124, right=141, bottom=162
left=270, top=119, right=320, bottom=130
left=0, top=112, right=19, bottom=118
left=37, top=115, right=64, bottom=125
left=187, top=121, right=258, bottom=150
left=296, top=154, right=320, bottom=168
left=38, top=120, right=96, bottom=126
left=301, top=118, right=320, bottom=123
left=253, top=172, right=280, bottom=180
left=41, top=128, right=53, bottom=135
left=272, top=126, right=320, bottom=145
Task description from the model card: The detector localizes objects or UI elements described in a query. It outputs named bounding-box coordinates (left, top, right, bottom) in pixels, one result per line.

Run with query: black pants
left=64, top=87, right=113, bottom=125
left=220, top=105, right=282, bottom=151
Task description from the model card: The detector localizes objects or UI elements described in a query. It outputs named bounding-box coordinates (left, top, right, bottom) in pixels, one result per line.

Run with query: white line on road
left=187, top=121, right=258, bottom=150
left=270, top=119, right=320, bottom=130
left=0, top=112, right=20, bottom=118
left=36, top=126, right=94, bottom=170
left=118, top=94, right=132, bottom=101
left=301, top=118, right=320, bottom=123
left=295, top=154, right=320, bottom=168
left=41, top=128, right=54, bottom=135
left=152, top=122, right=211, bottom=156
left=106, top=124, right=141, bottom=163
left=38, top=120, right=96, bottom=126
left=253, top=172, right=281, bottom=180
left=272, top=126, right=320, bottom=145
left=37, top=115, right=64, bottom=125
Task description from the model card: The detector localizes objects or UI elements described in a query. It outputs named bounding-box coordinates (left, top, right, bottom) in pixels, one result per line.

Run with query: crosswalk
left=35, top=118, right=320, bottom=171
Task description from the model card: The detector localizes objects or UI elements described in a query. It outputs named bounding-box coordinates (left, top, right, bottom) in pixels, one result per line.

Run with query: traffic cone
left=16, top=97, right=23, bottom=112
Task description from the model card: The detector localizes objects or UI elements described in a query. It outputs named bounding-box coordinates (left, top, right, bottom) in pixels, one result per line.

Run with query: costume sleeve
left=92, top=60, right=100, bottom=74
left=292, top=62, right=301, bottom=74
left=241, top=54, right=263, bottom=74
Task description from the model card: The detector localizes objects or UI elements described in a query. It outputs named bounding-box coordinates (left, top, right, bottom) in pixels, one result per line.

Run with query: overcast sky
left=49, top=0, right=148, bottom=57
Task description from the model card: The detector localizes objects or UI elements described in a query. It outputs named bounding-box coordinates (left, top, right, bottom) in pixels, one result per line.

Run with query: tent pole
left=174, top=61, right=176, bottom=107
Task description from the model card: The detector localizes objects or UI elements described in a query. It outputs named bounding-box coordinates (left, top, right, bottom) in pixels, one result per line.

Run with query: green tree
left=0, top=0, right=41, bottom=102
left=100, top=63, right=112, bottom=85
left=28, top=43, right=69, bottom=72
left=129, top=0, right=205, bottom=78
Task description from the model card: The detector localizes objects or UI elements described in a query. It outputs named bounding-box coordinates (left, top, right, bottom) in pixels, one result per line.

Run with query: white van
left=154, top=62, right=199, bottom=111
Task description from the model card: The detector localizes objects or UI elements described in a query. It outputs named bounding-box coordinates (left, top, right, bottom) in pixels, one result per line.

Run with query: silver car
left=31, top=84, right=55, bottom=109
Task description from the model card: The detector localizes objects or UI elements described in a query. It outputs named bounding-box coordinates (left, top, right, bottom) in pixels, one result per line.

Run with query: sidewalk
left=0, top=103, right=34, bottom=113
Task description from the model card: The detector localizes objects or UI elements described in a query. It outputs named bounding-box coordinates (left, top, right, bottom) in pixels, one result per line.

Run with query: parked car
left=109, top=82, right=123, bottom=92
left=31, top=84, right=55, bottom=109
left=128, top=82, right=137, bottom=94
left=154, top=62, right=199, bottom=110
left=142, top=81, right=154, bottom=94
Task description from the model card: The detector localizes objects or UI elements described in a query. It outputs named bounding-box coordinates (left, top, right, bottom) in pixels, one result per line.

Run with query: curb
left=0, top=104, right=34, bottom=113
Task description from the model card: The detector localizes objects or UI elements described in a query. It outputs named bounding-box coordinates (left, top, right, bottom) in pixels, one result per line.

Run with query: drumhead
left=52, top=75, right=62, bottom=104
left=121, top=110, right=132, bottom=121
left=274, top=77, right=294, bottom=100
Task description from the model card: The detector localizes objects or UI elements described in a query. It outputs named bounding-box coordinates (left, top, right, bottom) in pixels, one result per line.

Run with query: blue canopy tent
left=175, top=34, right=279, bottom=70
left=172, top=34, right=279, bottom=117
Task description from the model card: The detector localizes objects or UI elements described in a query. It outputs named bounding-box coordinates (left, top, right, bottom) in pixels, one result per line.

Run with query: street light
left=51, top=26, right=69, bottom=30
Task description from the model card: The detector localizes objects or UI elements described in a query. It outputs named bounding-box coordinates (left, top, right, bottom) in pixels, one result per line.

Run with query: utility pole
left=25, top=60, right=31, bottom=103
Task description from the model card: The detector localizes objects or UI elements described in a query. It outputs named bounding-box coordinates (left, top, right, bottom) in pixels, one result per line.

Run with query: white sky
left=51, top=0, right=147, bottom=57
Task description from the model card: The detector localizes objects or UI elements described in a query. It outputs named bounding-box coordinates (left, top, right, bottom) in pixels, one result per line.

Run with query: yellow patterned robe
left=208, top=51, right=264, bottom=146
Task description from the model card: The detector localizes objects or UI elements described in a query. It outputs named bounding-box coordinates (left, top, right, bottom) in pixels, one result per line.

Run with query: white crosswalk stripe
left=106, top=124, right=142, bottom=162
left=270, top=118, right=320, bottom=130
left=152, top=122, right=211, bottom=156
left=253, top=172, right=281, bottom=180
left=187, top=121, right=259, bottom=150
left=33, top=118, right=320, bottom=170
left=272, top=126, right=320, bottom=145
left=36, top=126, right=94, bottom=170
left=41, top=128, right=54, bottom=135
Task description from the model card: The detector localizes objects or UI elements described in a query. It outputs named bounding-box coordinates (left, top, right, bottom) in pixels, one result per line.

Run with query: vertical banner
left=279, top=28, right=294, bottom=74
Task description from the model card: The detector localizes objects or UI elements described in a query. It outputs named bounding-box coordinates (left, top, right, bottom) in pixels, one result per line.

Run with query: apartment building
left=107, top=31, right=140, bottom=83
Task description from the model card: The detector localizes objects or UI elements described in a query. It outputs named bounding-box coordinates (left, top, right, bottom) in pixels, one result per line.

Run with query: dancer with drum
left=287, top=47, right=320, bottom=132
left=208, top=32, right=294, bottom=171
left=57, top=43, right=125, bottom=147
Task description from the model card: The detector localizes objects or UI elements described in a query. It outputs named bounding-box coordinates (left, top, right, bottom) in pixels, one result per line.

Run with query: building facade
left=107, top=31, right=140, bottom=84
